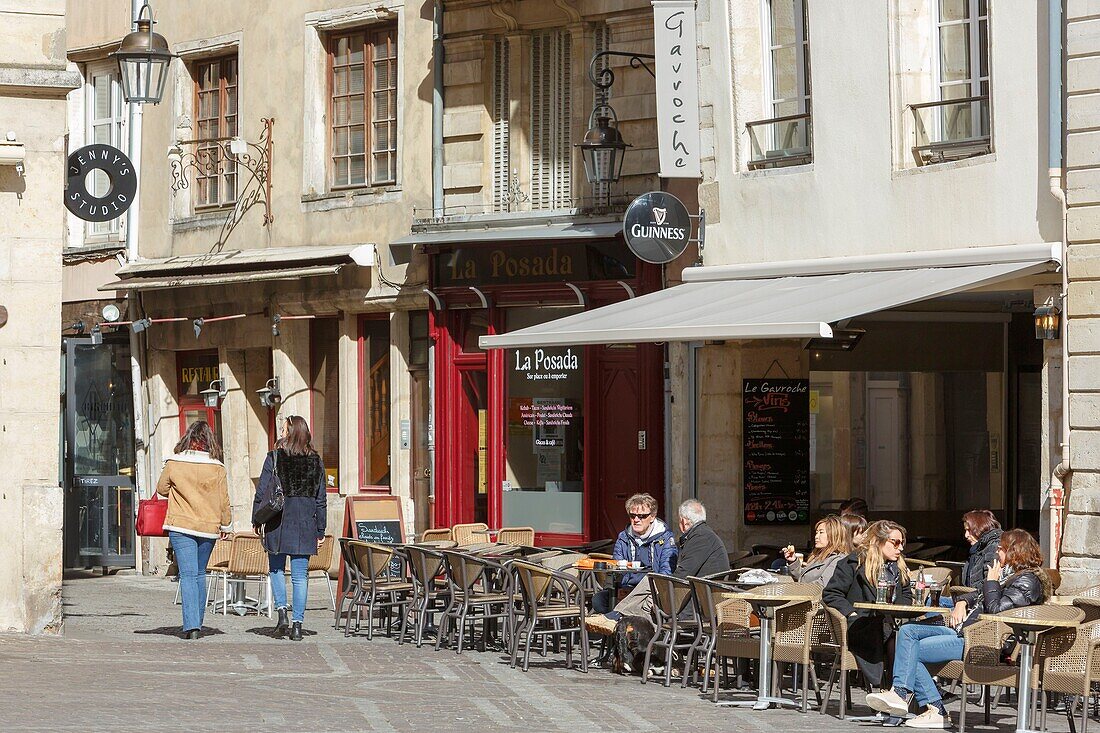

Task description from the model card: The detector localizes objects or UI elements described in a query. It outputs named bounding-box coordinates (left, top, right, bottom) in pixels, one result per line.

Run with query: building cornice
left=0, top=64, right=80, bottom=98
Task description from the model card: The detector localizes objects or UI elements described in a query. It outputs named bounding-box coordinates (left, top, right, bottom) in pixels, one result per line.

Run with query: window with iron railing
left=748, top=0, right=812, bottom=170
left=193, top=56, right=238, bottom=208
left=909, top=0, right=990, bottom=166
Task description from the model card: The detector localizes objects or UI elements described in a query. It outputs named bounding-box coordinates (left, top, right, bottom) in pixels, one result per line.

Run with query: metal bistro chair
left=510, top=560, right=590, bottom=673
left=221, top=534, right=272, bottom=618
left=399, top=544, right=450, bottom=648
left=496, top=527, right=535, bottom=546
left=436, top=549, right=513, bottom=653
left=1073, top=584, right=1100, bottom=623
left=1036, top=618, right=1100, bottom=733
left=334, top=537, right=360, bottom=630
left=344, top=541, right=413, bottom=640
left=813, top=604, right=862, bottom=719
left=173, top=536, right=232, bottom=607
left=420, top=528, right=454, bottom=543
left=770, top=583, right=824, bottom=713
left=643, top=573, right=699, bottom=687
left=712, top=593, right=760, bottom=703
left=732, top=554, right=770, bottom=570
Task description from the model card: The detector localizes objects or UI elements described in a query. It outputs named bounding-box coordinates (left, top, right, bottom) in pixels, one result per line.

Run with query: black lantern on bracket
left=111, top=2, right=175, bottom=105
left=1034, top=304, right=1061, bottom=340
left=578, top=106, right=631, bottom=187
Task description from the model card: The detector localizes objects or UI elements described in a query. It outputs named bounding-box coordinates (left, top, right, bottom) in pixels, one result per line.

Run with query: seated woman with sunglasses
left=865, top=529, right=1051, bottom=729
left=824, top=520, right=913, bottom=694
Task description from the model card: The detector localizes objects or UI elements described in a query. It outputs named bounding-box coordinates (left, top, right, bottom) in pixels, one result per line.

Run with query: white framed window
left=530, top=29, right=572, bottom=211
left=761, top=0, right=810, bottom=119
left=85, top=62, right=126, bottom=240
left=931, top=0, right=990, bottom=143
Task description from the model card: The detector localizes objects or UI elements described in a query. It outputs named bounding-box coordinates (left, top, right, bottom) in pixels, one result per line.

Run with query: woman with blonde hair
left=824, top=519, right=913, bottom=689
left=156, top=420, right=231, bottom=639
left=781, top=514, right=850, bottom=587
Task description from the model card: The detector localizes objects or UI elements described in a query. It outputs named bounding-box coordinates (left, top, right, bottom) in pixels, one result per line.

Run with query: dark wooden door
left=591, top=348, right=645, bottom=542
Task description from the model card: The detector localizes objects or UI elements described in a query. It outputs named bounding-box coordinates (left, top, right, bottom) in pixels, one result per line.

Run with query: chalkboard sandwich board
left=340, top=495, right=406, bottom=584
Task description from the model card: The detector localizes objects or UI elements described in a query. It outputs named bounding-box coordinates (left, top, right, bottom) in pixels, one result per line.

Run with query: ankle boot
left=290, top=622, right=302, bottom=641
left=274, top=608, right=289, bottom=636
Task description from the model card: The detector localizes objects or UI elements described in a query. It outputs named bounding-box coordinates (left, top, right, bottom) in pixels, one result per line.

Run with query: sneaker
left=585, top=613, right=617, bottom=636
left=867, top=688, right=912, bottom=717
left=905, top=708, right=950, bottom=729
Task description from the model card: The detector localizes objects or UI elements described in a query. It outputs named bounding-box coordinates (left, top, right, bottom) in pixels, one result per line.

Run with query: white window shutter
left=593, top=25, right=611, bottom=203
left=530, top=30, right=572, bottom=211
left=554, top=31, right=572, bottom=209
left=492, top=38, right=511, bottom=212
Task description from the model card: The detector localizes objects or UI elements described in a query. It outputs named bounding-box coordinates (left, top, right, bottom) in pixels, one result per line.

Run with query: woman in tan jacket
left=156, top=421, right=231, bottom=639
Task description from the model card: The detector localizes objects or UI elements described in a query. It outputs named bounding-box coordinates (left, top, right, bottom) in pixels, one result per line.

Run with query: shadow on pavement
left=246, top=626, right=319, bottom=638
left=134, top=626, right=226, bottom=638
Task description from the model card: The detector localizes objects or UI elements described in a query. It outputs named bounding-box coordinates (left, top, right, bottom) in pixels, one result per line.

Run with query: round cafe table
left=718, top=590, right=817, bottom=711
left=852, top=603, right=952, bottom=725
left=979, top=605, right=1082, bottom=733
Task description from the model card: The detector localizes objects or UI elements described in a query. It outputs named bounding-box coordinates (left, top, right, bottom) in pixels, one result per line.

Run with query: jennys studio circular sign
left=622, top=191, right=692, bottom=264
left=65, top=144, right=136, bottom=223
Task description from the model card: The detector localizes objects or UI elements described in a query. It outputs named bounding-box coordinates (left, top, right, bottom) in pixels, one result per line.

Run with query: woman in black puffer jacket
left=960, top=509, right=1003, bottom=590
left=252, top=415, right=328, bottom=640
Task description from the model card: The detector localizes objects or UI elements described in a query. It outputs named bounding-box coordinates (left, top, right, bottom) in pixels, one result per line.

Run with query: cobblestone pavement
left=0, top=572, right=1078, bottom=732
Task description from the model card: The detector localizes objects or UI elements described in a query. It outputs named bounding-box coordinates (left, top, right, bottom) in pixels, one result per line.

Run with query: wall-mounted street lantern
left=257, top=378, right=282, bottom=408
left=1034, top=304, right=1061, bottom=340
left=577, top=51, right=655, bottom=192
left=112, top=2, right=176, bottom=105
left=200, top=378, right=227, bottom=408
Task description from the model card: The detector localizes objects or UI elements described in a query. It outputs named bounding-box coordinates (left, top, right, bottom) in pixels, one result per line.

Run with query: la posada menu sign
left=743, top=378, right=810, bottom=525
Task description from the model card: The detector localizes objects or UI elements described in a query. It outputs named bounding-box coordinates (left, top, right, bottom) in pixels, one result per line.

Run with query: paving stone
left=0, top=572, right=1077, bottom=732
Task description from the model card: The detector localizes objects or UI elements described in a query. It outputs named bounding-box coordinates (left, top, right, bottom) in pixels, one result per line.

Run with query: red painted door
left=458, top=368, right=489, bottom=524
left=591, top=347, right=647, bottom=542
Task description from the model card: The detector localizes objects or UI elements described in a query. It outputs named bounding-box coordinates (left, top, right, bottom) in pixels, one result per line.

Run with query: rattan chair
left=496, top=527, right=535, bottom=546
left=344, top=541, right=413, bottom=639
left=174, top=536, right=232, bottom=607
left=1073, top=584, right=1100, bottom=623
left=712, top=594, right=760, bottom=703
left=642, top=573, right=699, bottom=687
left=435, top=549, right=513, bottom=653
left=307, top=535, right=336, bottom=611
left=911, top=544, right=953, bottom=562
left=222, top=534, right=272, bottom=618
left=334, top=537, right=360, bottom=630
left=684, top=576, right=745, bottom=693
left=453, top=522, right=489, bottom=547
left=510, top=560, right=590, bottom=673
left=420, top=528, right=454, bottom=543
left=770, top=583, right=824, bottom=712
left=908, top=566, right=953, bottom=586
left=399, top=544, right=450, bottom=647
left=727, top=550, right=753, bottom=567
left=813, top=605, right=863, bottom=719
left=1036, top=619, right=1100, bottom=733
left=732, top=553, right=770, bottom=569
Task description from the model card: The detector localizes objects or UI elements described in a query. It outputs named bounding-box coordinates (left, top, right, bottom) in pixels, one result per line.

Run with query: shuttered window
left=193, top=56, right=238, bottom=208
left=592, top=25, right=611, bottom=204
left=530, top=30, right=572, bottom=211
left=329, top=26, right=398, bottom=189
left=492, top=38, right=511, bottom=212
left=86, top=63, right=125, bottom=238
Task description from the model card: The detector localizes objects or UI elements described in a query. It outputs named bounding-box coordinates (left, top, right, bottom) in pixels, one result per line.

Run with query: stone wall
left=0, top=0, right=78, bottom=633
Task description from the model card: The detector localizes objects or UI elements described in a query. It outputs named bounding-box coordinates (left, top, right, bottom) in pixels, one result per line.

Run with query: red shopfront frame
left=429, top=251, right=664, bottom=547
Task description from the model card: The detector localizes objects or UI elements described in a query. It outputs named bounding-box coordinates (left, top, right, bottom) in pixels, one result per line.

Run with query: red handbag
left=136, top=495, right=169, bottom=537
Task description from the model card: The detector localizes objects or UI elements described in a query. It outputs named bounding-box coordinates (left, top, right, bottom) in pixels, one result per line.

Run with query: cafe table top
left=570, top=564, right=648, bottom=574
left=979, top=604, right=1083, bottom=629
left=854, top=602, right=951, bottom=618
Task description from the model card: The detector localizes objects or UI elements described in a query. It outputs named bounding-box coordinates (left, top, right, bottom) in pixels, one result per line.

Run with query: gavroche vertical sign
left=652, top=0, right=701, bottom=178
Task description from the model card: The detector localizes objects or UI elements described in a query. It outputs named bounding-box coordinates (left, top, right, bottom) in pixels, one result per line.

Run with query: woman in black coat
left=823, top=519, right=913, bottom=690
left=252, top=415, right=327, bottom=640
left=959, top=509, right=1002, bottom=590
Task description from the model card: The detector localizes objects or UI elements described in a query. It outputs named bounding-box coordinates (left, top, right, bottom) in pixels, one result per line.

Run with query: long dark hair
left=174, top=420, right=223, bottom=462
left=278, top=415, right=318, bottom=456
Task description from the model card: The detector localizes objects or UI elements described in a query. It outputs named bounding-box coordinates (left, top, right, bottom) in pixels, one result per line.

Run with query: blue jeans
left=892, top=622, right=964, bottom=705
left=269, top=554, right=309, bottom=623
left=170, top=531, right=215, bottom=632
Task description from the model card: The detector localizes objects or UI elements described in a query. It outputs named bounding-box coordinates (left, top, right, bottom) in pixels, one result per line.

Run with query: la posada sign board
left=743, top=378, right=810, bottom=525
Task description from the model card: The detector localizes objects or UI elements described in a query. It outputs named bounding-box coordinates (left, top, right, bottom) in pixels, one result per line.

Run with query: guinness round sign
left=65, top=144, right=136, bottom=223
left=622, top=191, right=692, bottom=264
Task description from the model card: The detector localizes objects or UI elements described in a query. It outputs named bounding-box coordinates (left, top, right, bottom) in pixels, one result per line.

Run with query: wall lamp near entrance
left=257, top=378, right=281, bottom=408
left=1034, top=305, right=1061, bottom=340
left=578, top=51, right=655, bottom=189
left=200, top=378, right=227, bottom=408
left=111, top=2, right=176, bottom=105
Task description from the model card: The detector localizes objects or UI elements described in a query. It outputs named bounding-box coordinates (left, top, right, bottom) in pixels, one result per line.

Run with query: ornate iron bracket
left=588, top=51, right=655, bottom=91
left=168, top=117, right=274, bottom=250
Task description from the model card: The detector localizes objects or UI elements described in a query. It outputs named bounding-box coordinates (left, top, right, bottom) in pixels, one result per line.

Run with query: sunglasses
left=628, top=512, right=653, bottom=520
left=885, top=538, right=904, bottom=549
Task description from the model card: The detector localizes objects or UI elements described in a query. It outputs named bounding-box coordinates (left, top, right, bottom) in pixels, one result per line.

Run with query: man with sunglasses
left=587, top=493, right=677, bottom=632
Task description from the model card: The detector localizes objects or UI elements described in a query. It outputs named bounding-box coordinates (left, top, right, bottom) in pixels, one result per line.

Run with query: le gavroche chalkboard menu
left=743, top=378, right=810, bottom=525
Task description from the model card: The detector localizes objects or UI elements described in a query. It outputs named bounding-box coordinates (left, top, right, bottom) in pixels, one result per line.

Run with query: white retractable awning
left=100, top=264, right=345, bottom=291
left=479, top=244, right=1060, bottom=349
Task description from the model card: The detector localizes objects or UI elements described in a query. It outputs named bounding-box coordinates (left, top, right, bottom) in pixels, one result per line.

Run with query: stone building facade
left=0, top=0, right=79, bottom=632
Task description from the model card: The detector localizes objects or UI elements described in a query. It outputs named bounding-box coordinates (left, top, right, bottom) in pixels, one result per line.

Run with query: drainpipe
left=432, top=0, right=444, bottom=216
left=127, top=0, right=152, bottom=574
left=1048, top=0, right=1069, bottom=570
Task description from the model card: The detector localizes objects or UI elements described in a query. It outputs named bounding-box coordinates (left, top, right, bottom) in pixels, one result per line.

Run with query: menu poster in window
left=743, top=378, right=810, bottom=525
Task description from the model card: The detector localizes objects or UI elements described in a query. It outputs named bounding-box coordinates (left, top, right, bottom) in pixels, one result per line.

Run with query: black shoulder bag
left=253, top=449, right=285, bottom=525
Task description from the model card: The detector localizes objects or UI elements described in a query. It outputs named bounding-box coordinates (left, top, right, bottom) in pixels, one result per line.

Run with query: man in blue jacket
left=588, top=493, right=677, bottom=632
